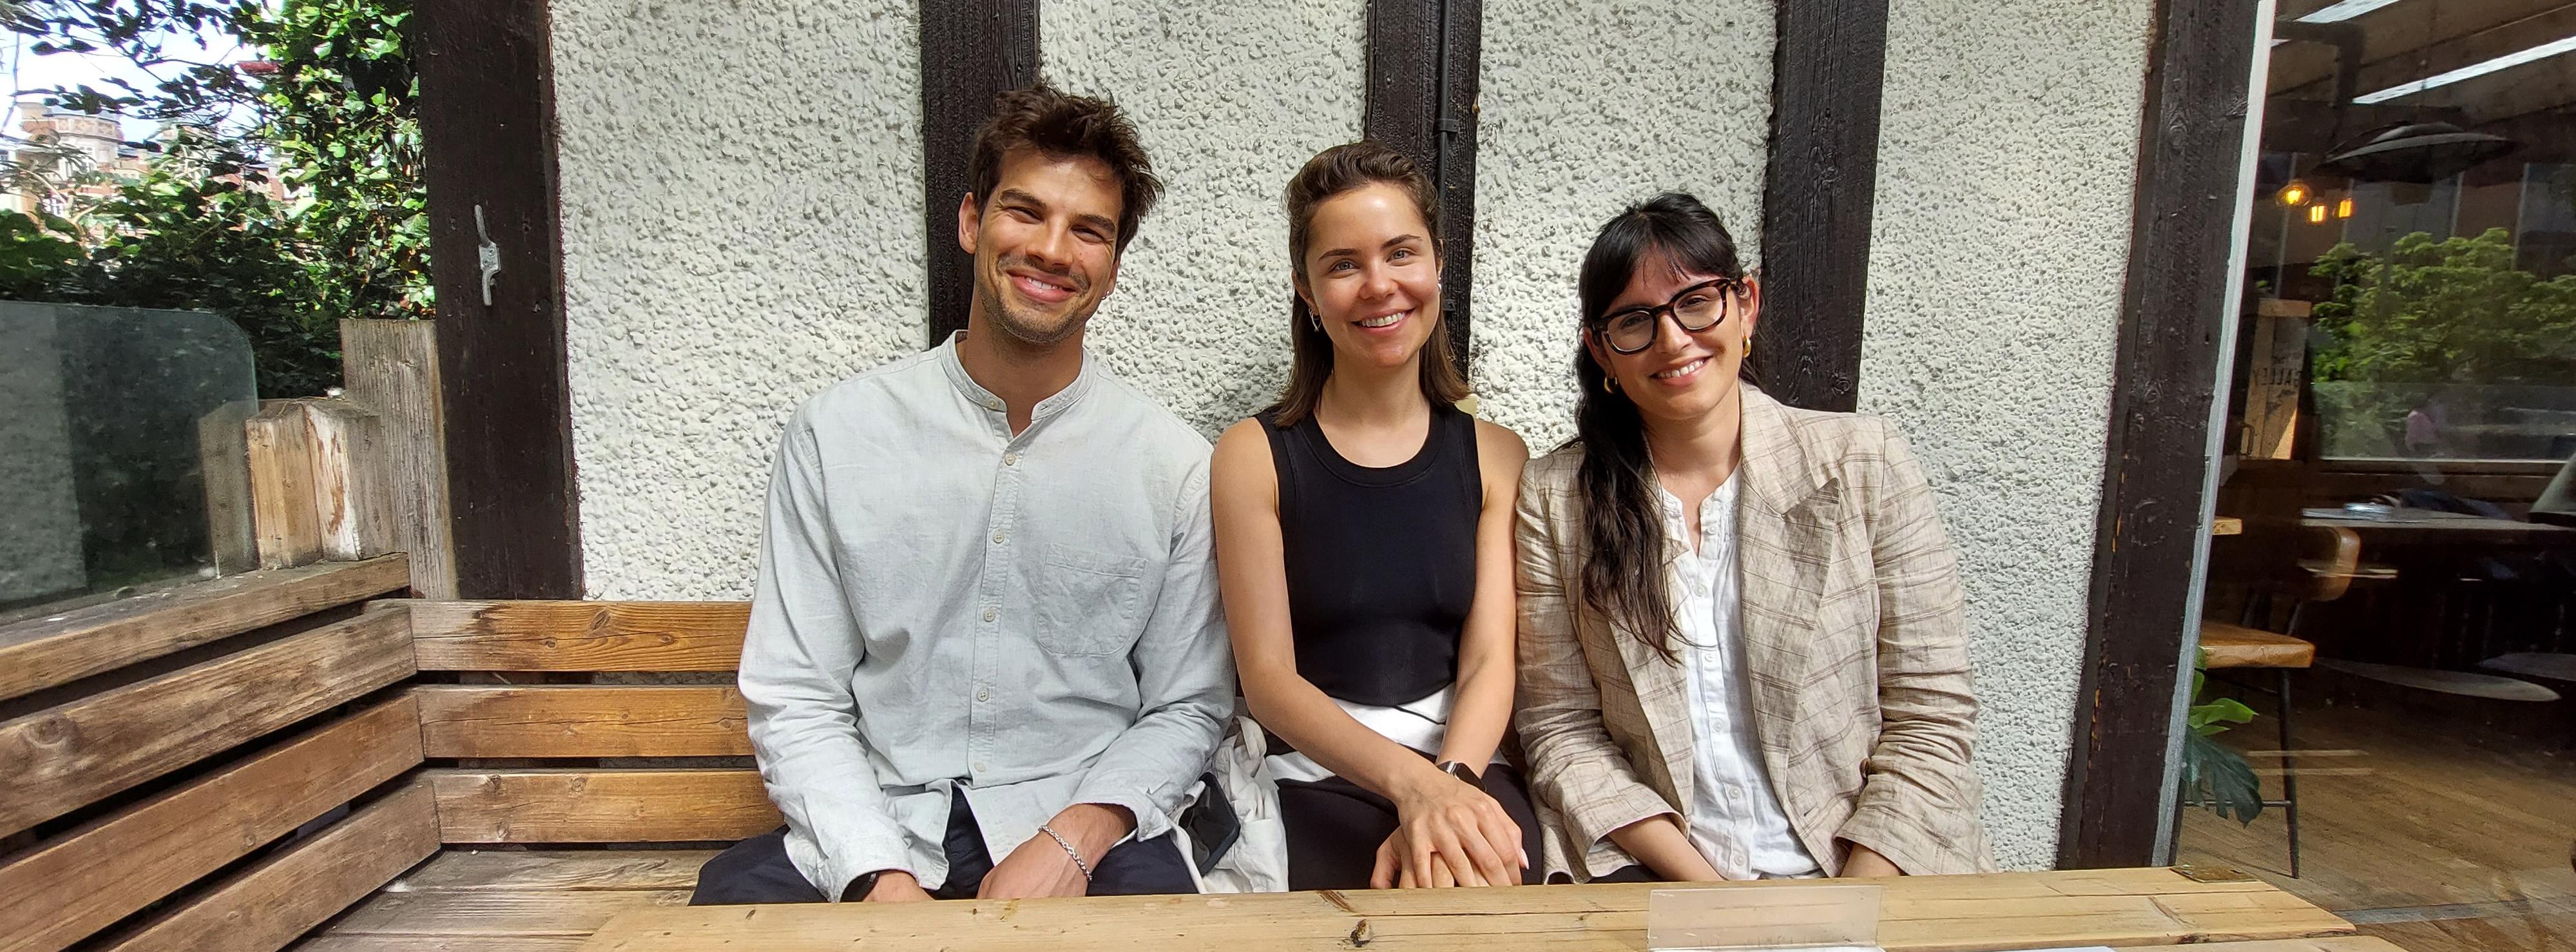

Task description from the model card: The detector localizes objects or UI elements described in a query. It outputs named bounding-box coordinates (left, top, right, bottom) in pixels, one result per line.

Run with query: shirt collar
left=936, top=330, right=1095, bottom=425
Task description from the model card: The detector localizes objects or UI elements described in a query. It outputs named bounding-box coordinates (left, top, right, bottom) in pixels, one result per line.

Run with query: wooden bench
left=3, top=570, right=2392, bottom=951
left=302, top=599, right=767, bottom=951
left=0, top=566, right=766, bottom=952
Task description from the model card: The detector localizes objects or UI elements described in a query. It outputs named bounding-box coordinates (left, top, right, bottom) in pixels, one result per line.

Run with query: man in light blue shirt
left=691, top=84, right=1233, bottom=905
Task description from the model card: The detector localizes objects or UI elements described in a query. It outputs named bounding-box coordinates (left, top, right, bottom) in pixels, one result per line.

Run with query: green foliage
left=1, top=0, right=426, bottom=397
left=2311, top=228, right=2576, bottom=385
left=2177, top=650, right=2265, bottom=826
left=256, top=0, right=428, bottom=319
left=0, top=211, right=86, bottom=300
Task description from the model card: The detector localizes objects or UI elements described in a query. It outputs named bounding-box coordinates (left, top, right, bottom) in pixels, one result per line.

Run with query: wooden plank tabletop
left=577, top=867, right=2356, bottom=951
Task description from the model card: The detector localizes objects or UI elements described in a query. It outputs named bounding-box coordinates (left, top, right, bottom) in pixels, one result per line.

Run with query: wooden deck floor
left=291, top=850, right=712, bottom=951
left=2178, top=692, right=2576, bottom=952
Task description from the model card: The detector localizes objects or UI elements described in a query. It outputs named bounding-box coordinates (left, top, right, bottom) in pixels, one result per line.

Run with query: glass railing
left=1, top=301, right=256, bottom=623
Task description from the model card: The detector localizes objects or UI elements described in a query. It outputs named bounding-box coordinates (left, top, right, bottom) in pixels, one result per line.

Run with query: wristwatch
left=841, top=870, right=884, bottom=902
left=1435, top=759, right=1483, bottom=788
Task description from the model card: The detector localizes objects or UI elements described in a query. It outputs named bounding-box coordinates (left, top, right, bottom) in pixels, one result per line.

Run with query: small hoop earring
left=1309, top=314, right=1322, bottom=331
left=1602, top=376, right=1618, bottom=394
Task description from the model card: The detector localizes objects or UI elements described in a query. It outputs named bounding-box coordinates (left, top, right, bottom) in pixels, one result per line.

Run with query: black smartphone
left=1178, top=772, right=1241, bottom=875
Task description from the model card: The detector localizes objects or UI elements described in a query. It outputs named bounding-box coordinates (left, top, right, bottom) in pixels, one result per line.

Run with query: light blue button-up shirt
left=740, top=333, right=1234, bottom=898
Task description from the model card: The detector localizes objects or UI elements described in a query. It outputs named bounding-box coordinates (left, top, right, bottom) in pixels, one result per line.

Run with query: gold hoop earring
left=1602, top=376, right=1618, bottom=394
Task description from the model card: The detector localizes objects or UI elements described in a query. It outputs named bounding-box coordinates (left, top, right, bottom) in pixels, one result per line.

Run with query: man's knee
left=1087, top=835, right=1197, bottom=897
left=691, top=829, right=829, bottom=906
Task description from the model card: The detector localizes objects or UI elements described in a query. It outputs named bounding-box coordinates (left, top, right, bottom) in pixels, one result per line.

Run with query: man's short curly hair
left=966, top=83, right=1162, bottom=255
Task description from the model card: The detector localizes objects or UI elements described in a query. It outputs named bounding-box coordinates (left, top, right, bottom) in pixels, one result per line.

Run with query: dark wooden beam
left=416, top=0, right=582, bottom=598
left=1365, top=0, right=1481, bottom=377
left=921, top=1, right=1041, bottom=346
left=2060, top=0, right=2264, bottom=869
left=1754, top=0, right=1890, bottom=413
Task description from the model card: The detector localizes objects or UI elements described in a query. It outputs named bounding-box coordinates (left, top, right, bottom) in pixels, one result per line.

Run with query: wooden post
left=196, top=400, right=258, bottom=575
left=342, top=319, right=460, bottom=598
left=247, top=403, right=322, bottom=569
left=246, top=399, right=396, bottom=570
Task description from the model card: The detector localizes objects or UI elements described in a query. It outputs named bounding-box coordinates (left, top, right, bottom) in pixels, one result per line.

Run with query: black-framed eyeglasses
left=1590, top=278, right=1741, bottom=355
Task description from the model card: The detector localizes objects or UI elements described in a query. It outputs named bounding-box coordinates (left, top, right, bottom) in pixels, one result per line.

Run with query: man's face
left=959, top=148, right=1124, bottom=347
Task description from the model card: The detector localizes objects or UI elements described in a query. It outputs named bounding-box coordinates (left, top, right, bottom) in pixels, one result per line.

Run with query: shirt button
left=991, top=530, right=1006, bottom=544
left=976, top=688, right=992, bottom=702
left=1003, top=452, right=1020, bottom=466
left=982, top=607, right=997, bottom=623
left=974, top=762, right=988, bottom=773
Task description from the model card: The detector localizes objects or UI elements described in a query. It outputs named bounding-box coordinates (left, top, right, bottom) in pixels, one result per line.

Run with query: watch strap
left=841, top=870, right=884, bottom=902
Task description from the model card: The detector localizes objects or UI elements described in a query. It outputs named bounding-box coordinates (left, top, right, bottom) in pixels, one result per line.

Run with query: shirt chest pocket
left=1033, top=543, right=1154, bottom=657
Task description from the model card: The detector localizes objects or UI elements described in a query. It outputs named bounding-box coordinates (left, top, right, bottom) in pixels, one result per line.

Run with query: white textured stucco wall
left=1042, top=0, right=1369, bottom=436
left=1470, top=0, right=1774, bottom=451
left=552, top=2, right=2154, bottom=870
left=553, top=0, right=926, bottom=599
left=1862, top=0, right=2153, bottom=868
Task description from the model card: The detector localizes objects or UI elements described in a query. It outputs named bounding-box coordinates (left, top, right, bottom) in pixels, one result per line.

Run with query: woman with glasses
left=1514, top=193, right=1993, bottom=884
left=1209, top=141, right=1540, bottom=889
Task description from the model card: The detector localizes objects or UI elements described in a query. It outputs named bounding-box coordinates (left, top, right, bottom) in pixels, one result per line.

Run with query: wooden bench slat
left=0, top=555, right=409, bottom=702
left=416, top=685, right=749, bottom=759
left=100, top=780, right=439, bottom=952
left=295, top=939, right=589, bottom=952
left=405, top=601, right=746, bottom=672
left=389, top=850, right=720, bottom=892
left=0, top=696, right=423, bottom=952
left=428, top=769, right=778, bottom=844
left=0, top=605, right=416, bottom=839
left=327, top=888, right=689, bottom=936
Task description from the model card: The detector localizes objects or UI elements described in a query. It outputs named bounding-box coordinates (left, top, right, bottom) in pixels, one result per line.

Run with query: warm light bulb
left=2309, top=204, right=2329, bottom=224
left=2336, top=197, right=2354, bottom=219
left=2279, top=180, right=2312, bottom=206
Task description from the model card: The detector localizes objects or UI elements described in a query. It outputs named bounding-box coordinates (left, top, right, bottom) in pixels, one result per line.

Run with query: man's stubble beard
left=975, top=259, right=1094, bottom=348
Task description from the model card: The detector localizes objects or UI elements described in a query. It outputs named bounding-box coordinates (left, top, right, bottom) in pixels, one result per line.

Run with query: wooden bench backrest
left=0, top=556, right=428, bottom=952
left=398, top=599, right=780, bottom=845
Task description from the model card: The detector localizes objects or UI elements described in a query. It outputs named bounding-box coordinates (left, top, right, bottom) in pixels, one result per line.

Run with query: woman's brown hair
left=1269, top=141, right=1470, bottom=427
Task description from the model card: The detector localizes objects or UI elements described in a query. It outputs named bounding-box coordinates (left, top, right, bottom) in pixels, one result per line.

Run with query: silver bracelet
left=1036, top=824, right=1093, bottom=883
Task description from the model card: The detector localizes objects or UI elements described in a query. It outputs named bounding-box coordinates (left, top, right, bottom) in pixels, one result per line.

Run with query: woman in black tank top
left=1210, top=142, right=1539, bottom=890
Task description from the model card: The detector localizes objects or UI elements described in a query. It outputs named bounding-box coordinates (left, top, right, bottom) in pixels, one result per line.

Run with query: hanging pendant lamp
left=2314, top=122, right=2517, bottom=184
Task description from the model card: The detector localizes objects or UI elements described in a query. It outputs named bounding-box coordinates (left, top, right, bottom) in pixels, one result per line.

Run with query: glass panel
left=0, top=302, right=255, bottom=622
left=2187, top=5, right=2576, bottom=951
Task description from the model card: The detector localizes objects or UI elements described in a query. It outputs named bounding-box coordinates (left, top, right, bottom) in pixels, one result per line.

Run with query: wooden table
left=2301, top=510, right=2576, bottom=547
left=577, top=867, right=2374, bottom=951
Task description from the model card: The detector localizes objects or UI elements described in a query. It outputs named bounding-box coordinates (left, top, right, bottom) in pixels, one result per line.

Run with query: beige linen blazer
left=1514, top=385, right=1994, bottom=880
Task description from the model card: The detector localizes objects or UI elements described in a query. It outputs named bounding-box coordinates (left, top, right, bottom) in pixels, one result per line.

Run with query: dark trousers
left=1277, top=761, right=1546, bottom=890
left=691, top=792, right=1196, bottom=904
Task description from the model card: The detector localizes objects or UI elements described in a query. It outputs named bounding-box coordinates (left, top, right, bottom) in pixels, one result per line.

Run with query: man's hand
left=977, top=803, right=1136, bottom=899
left=861, top=871, right=933, bottom=902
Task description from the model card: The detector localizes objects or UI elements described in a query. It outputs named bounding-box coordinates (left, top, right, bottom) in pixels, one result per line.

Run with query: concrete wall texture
left=547, top=1, right=2159, bottom=868
left=1861, top=0, right=2155, bottom=868
left=1470, top=0, right=1773, bottom=452
left=552, top=0, right=926, bottom=599
left=1041, top=0, right=1368, bottom=437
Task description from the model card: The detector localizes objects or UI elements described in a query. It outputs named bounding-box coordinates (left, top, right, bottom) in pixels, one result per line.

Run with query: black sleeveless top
left=1262, top=403, right=1481, bottom=708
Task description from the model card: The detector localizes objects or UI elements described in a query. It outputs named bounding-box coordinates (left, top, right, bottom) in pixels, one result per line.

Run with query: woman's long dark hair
left=1269, top=141, right=1470, bottom=427
left=1571, top=193, right=1752, bottom=663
